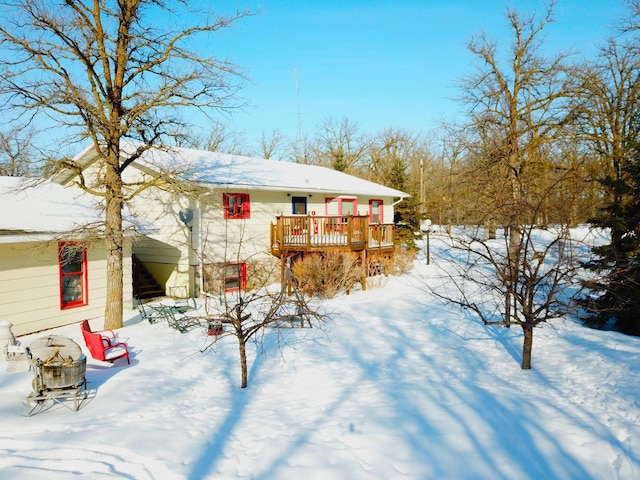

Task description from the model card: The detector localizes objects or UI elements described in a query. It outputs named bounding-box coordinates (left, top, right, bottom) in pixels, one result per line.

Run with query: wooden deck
left=270, top=215, right=395, bottom=256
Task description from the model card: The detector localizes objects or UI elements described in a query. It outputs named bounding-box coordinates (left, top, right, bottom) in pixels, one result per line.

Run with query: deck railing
left=270, top=215, right=395, bottom=254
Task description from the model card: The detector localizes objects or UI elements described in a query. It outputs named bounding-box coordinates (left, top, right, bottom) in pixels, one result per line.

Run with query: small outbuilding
left=0, top=177, right=135, bottom=336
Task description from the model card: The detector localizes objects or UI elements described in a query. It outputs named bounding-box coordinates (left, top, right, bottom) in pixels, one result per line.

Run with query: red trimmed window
left=59, top=242, right=88, bottom=309
left=223, top=193, right=250, bottom=219
left=224, top=263, right=247, bottom=292
left=325, top=197, right=357, bottom=216
left=369, top=199, right=384, bottom=224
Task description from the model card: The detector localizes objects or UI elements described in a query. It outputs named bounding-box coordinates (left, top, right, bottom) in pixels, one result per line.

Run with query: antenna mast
left=294, top=66, right=303, bottom=141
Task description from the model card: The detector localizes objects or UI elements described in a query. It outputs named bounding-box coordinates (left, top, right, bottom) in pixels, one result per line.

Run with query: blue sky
left=211, top=0, right=627, bottom=143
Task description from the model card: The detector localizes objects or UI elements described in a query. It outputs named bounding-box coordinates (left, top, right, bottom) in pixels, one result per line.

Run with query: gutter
left=392, top=195, right=409, bottom=207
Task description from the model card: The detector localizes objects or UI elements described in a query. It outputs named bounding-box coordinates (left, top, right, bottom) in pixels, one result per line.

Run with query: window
left=291, top=196, right=307, bottom=215
left=59, top=242, right=88, bottom=309
left=325, top=197, right=357, bottom=232
left=224, top=263, right=247, bottom=292
left=202, top=262, right=248, bottom=294
left=369, top=199, right=384, bottom=224
left=223, top=193, right=250, bottom=219
left=325, top=197, right=357, bottom=216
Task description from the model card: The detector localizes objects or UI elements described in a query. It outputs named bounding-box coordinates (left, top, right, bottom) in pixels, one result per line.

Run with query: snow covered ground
left=0, top=229, right=638, bottom=479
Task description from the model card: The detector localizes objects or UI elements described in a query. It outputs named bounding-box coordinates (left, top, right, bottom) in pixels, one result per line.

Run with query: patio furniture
left=136, top=297, right=163, bottom=324
left=161, top=297, right=198, bottom=314
left=158, top=305, right=201, bottom=333
left=175, top=297, right=198, bottom=312
left=80, top=320, right=130, bottom=364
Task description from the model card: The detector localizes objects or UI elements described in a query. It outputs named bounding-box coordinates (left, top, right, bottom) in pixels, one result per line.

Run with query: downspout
left=196, top=195, right=204, bottom=296
left=392, top=196, right=407, bottom=221
left=392, top=196, right=407, bottom=207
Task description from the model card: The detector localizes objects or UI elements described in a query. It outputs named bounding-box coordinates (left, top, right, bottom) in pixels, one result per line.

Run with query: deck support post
left=280, top=254, right=286, bottom=292
left=361, top=250, right=367, bottom=291
left=287, top=256, right=293, bottom=296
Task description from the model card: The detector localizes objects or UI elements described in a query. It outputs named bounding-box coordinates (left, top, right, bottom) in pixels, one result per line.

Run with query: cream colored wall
left=0, top=239, right=132, bottom=337
left=199, top=190, right=282, bottom=263
left=124, top=162, right=401, bottom=297
left=127, top=181, right=194, bottom=297
left=198, top=190, right=400, bottom=263
left=55, top=155, right=402, bottom=301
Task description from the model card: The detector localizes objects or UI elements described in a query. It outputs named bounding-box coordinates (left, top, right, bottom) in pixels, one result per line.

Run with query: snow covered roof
left=123, top=143, right=409, bottom=198
left=0, top=177, right=100, bottom=236
left=0, top=176, right=146, bottom=242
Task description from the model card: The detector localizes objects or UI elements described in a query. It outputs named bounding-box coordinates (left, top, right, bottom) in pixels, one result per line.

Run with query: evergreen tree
left=582, top=117, right=640, bottom=335
left=383, top=144, right=422, bottom=250
left=365, top=128, right=423, bottom=250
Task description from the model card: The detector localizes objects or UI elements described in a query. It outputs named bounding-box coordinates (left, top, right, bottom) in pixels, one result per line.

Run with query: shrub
left=292, top=251, right=362, bottom=298
left=390, top=246, right=416, bottom=275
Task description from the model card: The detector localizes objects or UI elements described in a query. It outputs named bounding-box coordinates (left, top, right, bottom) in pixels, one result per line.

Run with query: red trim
left=369, top=199, right=384, bottom=223
left=325, top=197, right=357, bottom=216
left=58, top=242, right=88, bottom=310
left=223, top=262, right=247, bottom=292
left=223, top=193, right=251, bottom=219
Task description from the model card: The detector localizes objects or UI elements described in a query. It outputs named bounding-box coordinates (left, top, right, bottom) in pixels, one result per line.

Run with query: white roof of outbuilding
left=121, top=143, right=409, bottom=198
left=0, top=177, right=102, bottom=236
left=0, top=176, right=146, bottom=241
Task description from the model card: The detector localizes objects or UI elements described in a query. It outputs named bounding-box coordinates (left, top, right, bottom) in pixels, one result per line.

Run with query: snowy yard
left=0, top=230, right=638, bottom=479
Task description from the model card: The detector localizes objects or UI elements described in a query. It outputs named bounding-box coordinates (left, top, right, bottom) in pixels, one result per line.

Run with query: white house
left=53, top=143, right=409, bottom=301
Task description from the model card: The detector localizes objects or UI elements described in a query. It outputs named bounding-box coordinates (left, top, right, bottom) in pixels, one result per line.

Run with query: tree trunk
left=239, top=335, right=248, bottom=388
left=521, top=324, right=533, bottom=369
left=103, top=146, right=124, bottom=330
left=504, top=292, right=512, bottom=328
left=504, top=224, right=521, bottom=328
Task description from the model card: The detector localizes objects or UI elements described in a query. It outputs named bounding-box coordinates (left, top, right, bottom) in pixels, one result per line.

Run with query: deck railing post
left=277, top=216, right=284, bottom=249
left=364, top=218, right=369, bottom=246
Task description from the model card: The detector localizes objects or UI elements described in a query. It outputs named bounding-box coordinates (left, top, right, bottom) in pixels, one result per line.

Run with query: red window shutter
left=240, top=262, right=247, bottom=289
left=223, top=193, right=230, bottom=218
left=242, top=194, right=250, bottom=219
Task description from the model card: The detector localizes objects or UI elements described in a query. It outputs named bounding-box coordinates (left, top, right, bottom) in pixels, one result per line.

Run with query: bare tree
left=460, top=1, right=576, bottom=325
left=431, top=220, right=583, bottom=369
left=436, top=2, right=581, bottom=368
left=619, top=0, right=640, bottom=34
left=291, top=132, right=314, bottom=164
left=198, top=121, right=249, bottom=155
left=256, top=128, right=289, bottom=160
left=194, top=212, right=326, bottom=389
left=311, top=116, right=369, bottom=173
left=427, top=127, right=469, bottom=230
left=205, top=274, right=326, bottom=389
left=0, top=125, right=37, bottom=176
left=366, top=128, right=416, bottom=183
left=0, top=0, right=251, bottom=329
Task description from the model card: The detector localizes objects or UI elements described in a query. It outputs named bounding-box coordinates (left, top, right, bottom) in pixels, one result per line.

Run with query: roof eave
left=196, top=181, right=409, bottom=198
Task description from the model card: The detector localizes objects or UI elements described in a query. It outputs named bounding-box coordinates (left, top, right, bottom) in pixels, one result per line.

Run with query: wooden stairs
left=132, top=256, right=165, bottom=299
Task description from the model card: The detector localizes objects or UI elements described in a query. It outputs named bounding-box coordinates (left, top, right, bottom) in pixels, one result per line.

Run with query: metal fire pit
left=26, top=335, right=87, bottom=416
